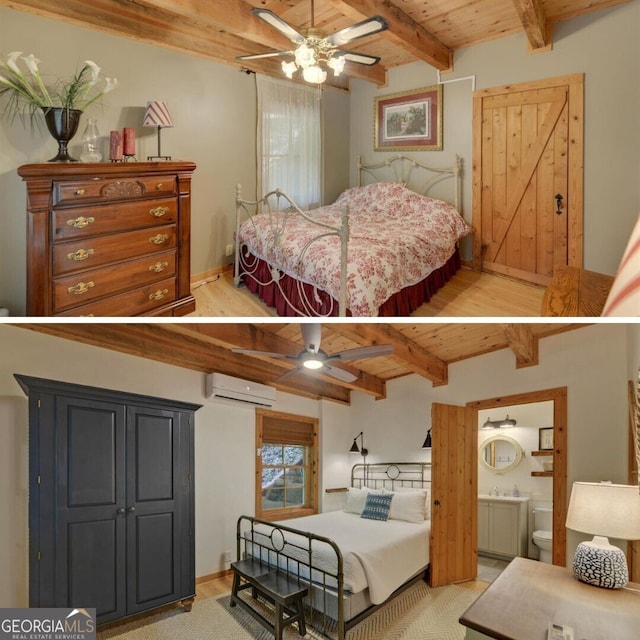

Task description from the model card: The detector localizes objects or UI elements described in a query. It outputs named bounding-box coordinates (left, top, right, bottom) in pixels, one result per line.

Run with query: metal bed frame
left=234, top=462, right=431, bottom=640
left=233, top=154, right=463, bottom=318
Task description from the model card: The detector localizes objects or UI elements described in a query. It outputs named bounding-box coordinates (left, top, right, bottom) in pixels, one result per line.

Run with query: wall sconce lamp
left=349, top=431, right=368, bottom=461
left=143, top=100, right=174, bottom=161
left=421, top=428, right=432, bottom=449
left=481, top=415, right=517, bottom=430
left=566, top=481, right=640, bottom=589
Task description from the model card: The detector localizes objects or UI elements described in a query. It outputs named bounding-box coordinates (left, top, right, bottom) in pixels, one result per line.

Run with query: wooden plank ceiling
left=15, top=322, right=587, bottom=404
left=1, top=0, right=632, bottom=87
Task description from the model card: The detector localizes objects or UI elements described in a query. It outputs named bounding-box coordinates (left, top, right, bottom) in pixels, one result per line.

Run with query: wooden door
left=126, top=405, right=192, bottom=615
left=472, top=74, right=584, bottom=285
left=54, top=396, right=128, bottom=622
left=430, top=402, right=477, bottom=587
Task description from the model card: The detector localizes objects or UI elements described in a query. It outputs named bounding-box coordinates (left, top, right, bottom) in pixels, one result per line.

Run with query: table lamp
left=565, top=481, right=640, bottom=588
left=143, top=100, right=174, bottom=160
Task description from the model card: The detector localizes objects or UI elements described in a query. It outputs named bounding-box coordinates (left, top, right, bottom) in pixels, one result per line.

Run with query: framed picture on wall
left=374, top=85, right=443, bottom=151
left=539, top=427, right=554, bottom=451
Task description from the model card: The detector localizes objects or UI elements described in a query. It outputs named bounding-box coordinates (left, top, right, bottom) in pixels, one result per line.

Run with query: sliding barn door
left=472, top=74, right=584, bottom=285
left=430, top=403, right=477, bottom=587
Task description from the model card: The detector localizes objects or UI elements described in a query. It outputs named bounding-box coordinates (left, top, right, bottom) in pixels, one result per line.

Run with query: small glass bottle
left=80, top=118, right=102, bottom=162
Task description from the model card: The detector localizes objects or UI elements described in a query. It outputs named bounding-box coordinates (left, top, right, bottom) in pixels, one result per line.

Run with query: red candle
left=123, top=128, right=136, bottom=156
left=109, top=130, right=123, bottom=160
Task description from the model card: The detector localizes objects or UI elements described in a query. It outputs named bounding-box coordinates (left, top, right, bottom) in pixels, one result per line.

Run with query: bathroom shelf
left=531, top=451, right=553, bottom=456
left=531, top=471, right=553, bottom=477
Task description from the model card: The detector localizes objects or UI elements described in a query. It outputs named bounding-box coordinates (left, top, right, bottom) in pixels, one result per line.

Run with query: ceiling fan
left=237, top=0, right=388, bottom=84
left=231, top=324, right=393, bottom=383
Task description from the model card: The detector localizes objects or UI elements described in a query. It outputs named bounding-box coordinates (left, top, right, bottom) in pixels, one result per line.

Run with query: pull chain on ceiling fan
left=237, top=0, right=388, bottom=84
left=232, top=324, right=393, bottom=383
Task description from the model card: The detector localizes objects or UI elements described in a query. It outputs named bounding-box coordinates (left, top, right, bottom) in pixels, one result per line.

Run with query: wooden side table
left=542, top=266, right=614, bottom=316
left=460, top=557, right=640, bottom=640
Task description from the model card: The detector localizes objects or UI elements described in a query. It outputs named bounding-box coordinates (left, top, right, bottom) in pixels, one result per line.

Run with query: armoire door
left=54, top=395, right=128, bottom=622
left=472, top=74, right=584, bottom=286
left=430, top=402, right=477, bottom=587
left=125, top=405, right=191, bottom=615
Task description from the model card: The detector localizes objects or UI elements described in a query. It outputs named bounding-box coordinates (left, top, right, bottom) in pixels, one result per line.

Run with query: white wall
left=348, top=2, right=640, bottom=272
left=0, top=7, right=350, bottom=315
left=0, top=322, right=634, bottom=605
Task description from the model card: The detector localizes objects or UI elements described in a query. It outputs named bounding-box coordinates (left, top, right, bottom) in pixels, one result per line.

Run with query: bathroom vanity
left=478, top=495, right=529, bottom=559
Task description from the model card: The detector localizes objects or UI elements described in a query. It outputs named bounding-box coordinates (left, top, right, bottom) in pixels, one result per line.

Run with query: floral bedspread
left=238, top=182, right=472, bottom=316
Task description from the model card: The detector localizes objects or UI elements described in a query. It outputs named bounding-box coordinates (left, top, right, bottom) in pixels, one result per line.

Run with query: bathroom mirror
left=479, top=435, right=523, bottom=473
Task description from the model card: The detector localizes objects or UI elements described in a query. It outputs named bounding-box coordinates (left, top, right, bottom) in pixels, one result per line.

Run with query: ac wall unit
left=205, top=372, right=276, bottom=407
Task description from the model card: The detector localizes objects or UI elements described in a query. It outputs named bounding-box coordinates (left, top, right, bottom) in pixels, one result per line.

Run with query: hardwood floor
left=189, top=268, right=546, bottom=317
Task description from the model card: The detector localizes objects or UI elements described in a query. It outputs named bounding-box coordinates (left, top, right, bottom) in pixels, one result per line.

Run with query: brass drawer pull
left=149, top=206, right=169, bottom=218
left=66, top=248, right=95, bottom=262
left=149, top=233, right=169, bottom=245
left=67, top=281, right=95, bottom=295
left=155, top=183, right=163, bottom=190
left=149, top=288, right=169, bottom=301
left=149, top=261, right=169, bottom=273
left=75, top=188, right=86, bottom=196
left=66, top=216, right=95, bottom=229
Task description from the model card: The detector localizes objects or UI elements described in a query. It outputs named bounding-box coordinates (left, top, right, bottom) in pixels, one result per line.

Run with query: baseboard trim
left=191, top=264, right=232, bottom=289
left=196, top=568, right=232, bottom=584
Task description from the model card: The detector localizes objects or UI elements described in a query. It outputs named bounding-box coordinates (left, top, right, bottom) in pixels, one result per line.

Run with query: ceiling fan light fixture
left=327, top=54, right=345, bottom=76
left=282, top=60, right=297, bottom=78
left=295, top=43, right=316, bottom=68
left=302, top=357, right=324, bottom=370
left=302, top=64, right=326, bottom=84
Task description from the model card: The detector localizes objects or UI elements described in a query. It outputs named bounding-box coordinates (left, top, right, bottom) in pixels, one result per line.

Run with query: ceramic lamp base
left=572, top=536, right=629, bottom=589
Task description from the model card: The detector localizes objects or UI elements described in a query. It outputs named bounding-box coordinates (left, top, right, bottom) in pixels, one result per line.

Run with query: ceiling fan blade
left=275, top=367, right=303, bottom=382
left=326, top=16, right=388, bottom=46
left=330, top=344, right=394, bottom=361
left=231, top=348, right=294, bottom=360
left=340, top=51, right=381, bottom=66
left=236, top=50, right=293, bottom=61
left=300, top=323, right=322, bottom=354
left=252, top=8, right=306, bottom=44
left=323, top=364, right=358, bottom=383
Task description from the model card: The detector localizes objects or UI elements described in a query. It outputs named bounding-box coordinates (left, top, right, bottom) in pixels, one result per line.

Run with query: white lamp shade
left=143, top=101, right=174, bottom=128
left=566, top=482, right=640, bottom=540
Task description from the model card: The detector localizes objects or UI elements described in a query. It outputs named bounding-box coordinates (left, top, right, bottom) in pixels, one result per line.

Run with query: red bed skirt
left=238, top=249, right=461, bottom=317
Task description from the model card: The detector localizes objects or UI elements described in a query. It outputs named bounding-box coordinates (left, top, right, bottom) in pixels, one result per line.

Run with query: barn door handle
left=555, top=193, right=563, bottom=215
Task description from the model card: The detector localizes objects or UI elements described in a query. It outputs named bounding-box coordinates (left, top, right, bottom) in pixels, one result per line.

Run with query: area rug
left=97, top=581, right=479, bottom=640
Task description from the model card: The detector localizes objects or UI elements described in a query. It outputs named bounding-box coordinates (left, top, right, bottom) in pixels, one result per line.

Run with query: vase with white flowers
left=0, top=52, right=118, bottom=161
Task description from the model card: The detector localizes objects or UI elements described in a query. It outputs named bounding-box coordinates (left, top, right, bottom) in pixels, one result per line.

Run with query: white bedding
left=247, top=510, right=430, bottom=605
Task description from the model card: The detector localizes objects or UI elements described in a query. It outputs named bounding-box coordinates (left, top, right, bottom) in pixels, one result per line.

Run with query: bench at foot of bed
left=230, top=558, right=308, bottom=640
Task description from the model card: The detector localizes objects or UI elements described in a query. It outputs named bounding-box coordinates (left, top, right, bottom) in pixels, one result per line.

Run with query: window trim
left=255, top=408, right=319, bottom=521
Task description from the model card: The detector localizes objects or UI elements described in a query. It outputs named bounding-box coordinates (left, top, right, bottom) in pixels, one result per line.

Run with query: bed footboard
left=236, top=515, right=348, bottom=639
left=234, top=185, right=349, bottom=317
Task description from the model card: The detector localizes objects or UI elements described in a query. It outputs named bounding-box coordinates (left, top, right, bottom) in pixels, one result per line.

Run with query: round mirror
left=479, top=435, right=523, bottom=473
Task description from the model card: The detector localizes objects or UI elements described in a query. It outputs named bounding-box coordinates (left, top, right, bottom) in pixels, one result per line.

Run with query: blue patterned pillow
left=361, top=492, right=393, bottom=521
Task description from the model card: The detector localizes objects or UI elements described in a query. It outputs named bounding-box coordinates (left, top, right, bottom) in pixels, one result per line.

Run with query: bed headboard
left=351, top=462, right=431, bottom=491
left=357, top=154, right=462, bottom=214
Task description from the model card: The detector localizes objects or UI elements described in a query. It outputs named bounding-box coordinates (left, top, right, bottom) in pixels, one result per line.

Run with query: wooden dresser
left=18, top=161, right=196, bottom=316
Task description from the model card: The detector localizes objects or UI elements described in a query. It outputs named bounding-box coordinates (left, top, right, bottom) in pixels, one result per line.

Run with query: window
left=256, top=74, right=321, bottom=209
left=255, top=409, right=318, bottom=520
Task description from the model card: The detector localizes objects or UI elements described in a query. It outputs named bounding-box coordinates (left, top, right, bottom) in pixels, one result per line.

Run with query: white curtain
left=256, top=74, right=322, bottom=209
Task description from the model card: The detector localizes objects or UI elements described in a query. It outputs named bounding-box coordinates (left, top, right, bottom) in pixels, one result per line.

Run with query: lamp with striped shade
left=143, top=101, right=174, bottom=161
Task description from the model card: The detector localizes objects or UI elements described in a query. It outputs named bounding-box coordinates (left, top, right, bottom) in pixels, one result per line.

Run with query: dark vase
left=42, top=107, right=83, bottom=162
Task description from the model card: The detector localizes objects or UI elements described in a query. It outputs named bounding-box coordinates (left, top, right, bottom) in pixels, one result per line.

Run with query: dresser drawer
left=54, top=174, right=177, bottom=205
left=54, top=224, right=176, bottom=276
left=53, top=197, right=177, bottom=240
left=56, top=277, right=177, bottom=316
left=53, top=250, right=176, bottom=313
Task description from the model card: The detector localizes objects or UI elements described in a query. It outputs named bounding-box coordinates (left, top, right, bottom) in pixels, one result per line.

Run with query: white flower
left=5, top=51, right=23, bottom=74
left=103, top=77, right=118, bottom=94
left=21, top=54, right=41, bottom=76
left=83, top=60, right=101, bottom=85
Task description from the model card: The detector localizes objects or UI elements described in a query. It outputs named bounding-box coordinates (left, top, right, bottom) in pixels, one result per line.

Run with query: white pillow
left=382, top=490, right=427, bottom=523
left=384, top=487, right=430, bottom=520
left=343, top=487, right=382, bottom=515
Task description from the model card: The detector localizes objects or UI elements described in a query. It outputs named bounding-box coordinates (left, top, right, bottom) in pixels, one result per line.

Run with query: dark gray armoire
left=15, top=374, right=202, bottom=624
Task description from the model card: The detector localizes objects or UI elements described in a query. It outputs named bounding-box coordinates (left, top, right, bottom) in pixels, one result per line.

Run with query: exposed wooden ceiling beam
left=331, top=323, right=448, bottom=386
left=501, top=323, right=539, bottom=368
left=327, top=0, right=453, bottom=71
left=511, top=0, right=548, bottom=50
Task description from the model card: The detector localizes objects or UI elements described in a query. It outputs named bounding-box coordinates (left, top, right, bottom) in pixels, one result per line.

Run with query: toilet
left=532, top=507, right=553, bottom=563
